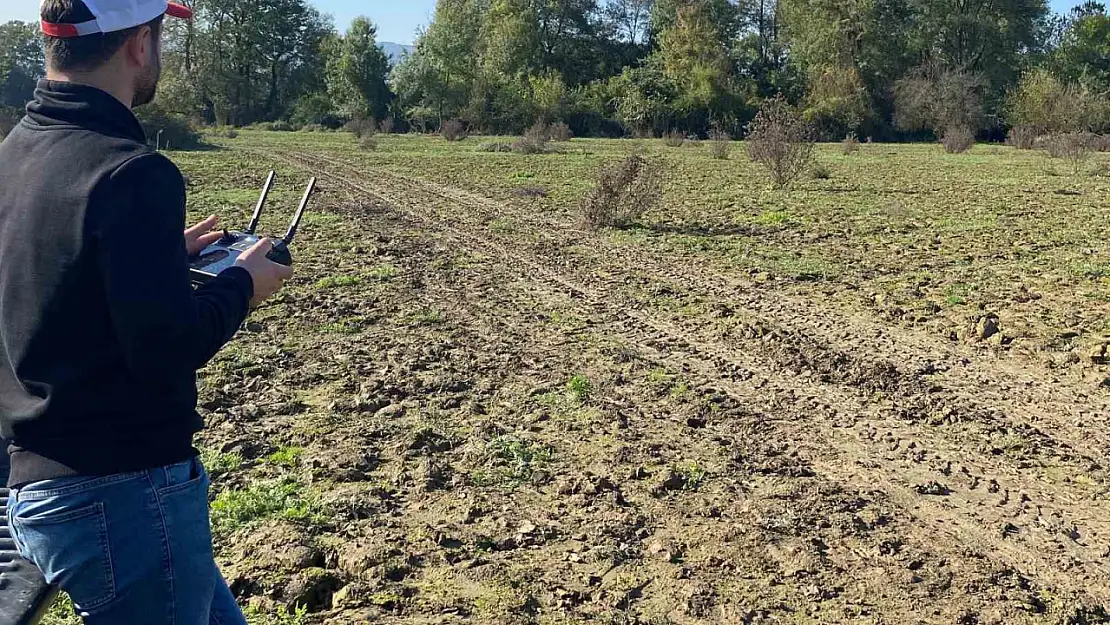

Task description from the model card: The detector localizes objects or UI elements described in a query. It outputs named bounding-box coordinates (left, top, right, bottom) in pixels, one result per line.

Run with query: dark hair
left=40, top=0, right=163, bottom=72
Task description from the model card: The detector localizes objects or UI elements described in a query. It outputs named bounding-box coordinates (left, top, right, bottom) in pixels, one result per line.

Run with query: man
left=0, top=0, right=293, bottom=622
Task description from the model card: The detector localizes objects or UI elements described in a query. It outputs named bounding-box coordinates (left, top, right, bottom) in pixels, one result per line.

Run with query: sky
left=0, top=0, right=1092, bottom=45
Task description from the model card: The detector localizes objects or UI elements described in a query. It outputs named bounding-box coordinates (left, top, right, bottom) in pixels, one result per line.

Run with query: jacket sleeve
left=96, top=153, right=255, bottom=378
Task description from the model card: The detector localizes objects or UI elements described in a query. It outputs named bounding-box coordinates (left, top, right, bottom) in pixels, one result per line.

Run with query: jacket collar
left=25, top=79, right=146, bottom=143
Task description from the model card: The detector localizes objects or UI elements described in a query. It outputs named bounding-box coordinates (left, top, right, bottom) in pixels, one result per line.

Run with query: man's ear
left=122, top=24, right=153, bottom=69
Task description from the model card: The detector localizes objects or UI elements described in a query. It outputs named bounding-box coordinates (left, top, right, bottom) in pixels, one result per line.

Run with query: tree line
left=2, top=0, right=1108, bottom=140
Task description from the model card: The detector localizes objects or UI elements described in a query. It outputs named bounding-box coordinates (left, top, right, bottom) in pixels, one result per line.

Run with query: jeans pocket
left=12, top=501, right=116, bottom=611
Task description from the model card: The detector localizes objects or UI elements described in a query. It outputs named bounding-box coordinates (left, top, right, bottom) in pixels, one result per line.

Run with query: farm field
left=45, top=131, right=1110, bottom=625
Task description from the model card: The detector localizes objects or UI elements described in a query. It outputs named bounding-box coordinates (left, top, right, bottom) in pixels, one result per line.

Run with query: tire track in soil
left=296, top=150, right=1110, bottom=554
left=267, top=148, right=1110, bottom=608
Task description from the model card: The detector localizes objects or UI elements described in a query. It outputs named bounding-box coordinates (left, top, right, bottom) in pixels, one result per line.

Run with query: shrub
left=941, top=126, right=975, bottom=154
left=135, top=104, right=204, bottom=150
left=582, top=153, right=662, bottom=229
left=1094, top=135, right=1110, bottom=153
left=512, top=122, right=551, bottom=154
left=300, top=123, right=327, bottom=132
left=358, top=135, right=378, bottom=151
left=895, top=61, right=985, bottom=139
left=842, top=133, right=860, bottom=155
left=1040, top=132, right=1097, bottom=174
left=708, top=128, right=730, bottom=160
left=346, top=118, right=377, bottom=139
left=663, top=130, right=685, bottom=147
left=811, top=162, right=832, bottom=179
left=549, top=121, right=571, bottom=141
left=1007, top=125, right=1039, bottom=150
left=746, top=96, right=816, bottom=189
left=441, top=119, right=467, bottom=141
left=477, top=141, right=514, bottom=153
left=379, top=117, right=395, bottom=134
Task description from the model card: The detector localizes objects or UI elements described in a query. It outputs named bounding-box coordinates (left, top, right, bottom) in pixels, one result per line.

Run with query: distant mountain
left=379, top=42, right=415, bottom=65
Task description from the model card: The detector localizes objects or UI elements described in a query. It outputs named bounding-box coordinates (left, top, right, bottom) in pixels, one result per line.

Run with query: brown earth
left=184, top=143, right=1110, bottom=625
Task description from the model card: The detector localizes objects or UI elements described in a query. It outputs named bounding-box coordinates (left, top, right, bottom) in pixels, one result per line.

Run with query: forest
left=1, top=0, right=1109, bottom=141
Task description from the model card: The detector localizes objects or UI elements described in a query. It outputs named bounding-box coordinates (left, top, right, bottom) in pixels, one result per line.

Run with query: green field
left=43, top=131, right=1110, bottom=624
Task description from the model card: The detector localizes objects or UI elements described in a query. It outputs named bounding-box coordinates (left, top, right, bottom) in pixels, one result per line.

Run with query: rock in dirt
left=654, top=469, right=686, bottom=494
left=913, top=481, right=951, bottom=496
left=975, top=314, right=1001, bottom=341
left=1087, top=339, right=1110, bottom=365
left=376, top=403, right=404, bottom=418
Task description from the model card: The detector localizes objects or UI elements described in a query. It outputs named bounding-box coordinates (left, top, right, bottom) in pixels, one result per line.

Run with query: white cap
left=41, top=0, right=192, bottom=38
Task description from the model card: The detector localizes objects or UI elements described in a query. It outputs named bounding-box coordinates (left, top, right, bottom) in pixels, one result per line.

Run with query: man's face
left=132, top=27, right=161, bottom=108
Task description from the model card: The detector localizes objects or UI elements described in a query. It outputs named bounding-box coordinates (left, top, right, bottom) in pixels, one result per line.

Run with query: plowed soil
left=54, top=132, right=1110, bottom=625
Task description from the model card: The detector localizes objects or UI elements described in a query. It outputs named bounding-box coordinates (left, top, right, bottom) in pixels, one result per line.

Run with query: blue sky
left=0, top=0, right=1091, bottom=45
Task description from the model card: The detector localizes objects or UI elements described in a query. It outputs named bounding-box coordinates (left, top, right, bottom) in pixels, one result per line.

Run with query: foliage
left=708, top=127, right=730, bottom=159
left=1008, top=125, right=1039, bottom=149
left=441, top=118, right=467, bottom=141
left=842, top=132, right=860, bottom=155
left=940, top=126, right=975, bottom=154
left=512, top=122, right=552, bottom=154
left=135, top=104, right=204, bottom=150
left=291, top=93, right=342, bottom=129
left=1039, top=131, right=1098, bottom=173
left=477, top=140, right=514, bottom=152
left=549, top=120, right=572, bottom=141
left=746, top=95, right=815, bottom=189
left=0, top=105, right=20, bottom=139
left=663, top=130, right=685, bottom=147
left=1005, top=69, right=1106, bottom=134
left=582, top=152, right=662, bottom=229
left=0, top=21, right=44, bottom=108
left=325, top=17, right=392, bottom=121
left=895, top=62, right=986, bottom=138
left=346, top=117, right=378, bottom=139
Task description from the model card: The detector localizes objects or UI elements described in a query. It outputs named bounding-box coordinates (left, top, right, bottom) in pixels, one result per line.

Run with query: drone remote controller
left=189, top=171, right=315, bottom=284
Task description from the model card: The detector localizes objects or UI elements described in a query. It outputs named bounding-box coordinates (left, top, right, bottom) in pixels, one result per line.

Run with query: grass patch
left=566, top=374, right=592, bottom=403
left=313, top=274, right=361, bottom=289
left=210, top=477, right=323, bottom=541
left=474, top=435, right=553, bottom=485
left=266, top=446, right=303, bottom=468
left=370, top=264, right=398, bottom=281
left=407, top=308, right=446, bottom=326
left=200, top=448, right=244, bottom=475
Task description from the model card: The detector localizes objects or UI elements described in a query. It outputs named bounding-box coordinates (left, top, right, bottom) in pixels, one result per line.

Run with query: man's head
left=39, top=0, right=193, bottom=108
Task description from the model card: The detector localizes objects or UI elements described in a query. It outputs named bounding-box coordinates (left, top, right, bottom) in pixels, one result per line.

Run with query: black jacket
left=0, top=80, right=254, bottom=487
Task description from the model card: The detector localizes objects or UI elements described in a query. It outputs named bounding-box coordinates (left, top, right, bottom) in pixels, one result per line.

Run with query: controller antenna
left=281, top=177, right=315, bottom=245
left=246, top=170, right=276, bottom=235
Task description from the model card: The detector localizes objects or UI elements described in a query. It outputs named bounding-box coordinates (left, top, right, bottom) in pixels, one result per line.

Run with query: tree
left=1053, top=5, right=1110, bottom=95
left=604, top=0, right=654, bottom=45
left=0, top=21, right=45, bottom=109
left=658, top=0, right=733, bottom=125
left=326, top=17, right=392, bottom=121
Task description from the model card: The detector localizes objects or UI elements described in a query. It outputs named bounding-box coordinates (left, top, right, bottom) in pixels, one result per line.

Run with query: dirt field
left=43, top=132, right=1110, bottom=624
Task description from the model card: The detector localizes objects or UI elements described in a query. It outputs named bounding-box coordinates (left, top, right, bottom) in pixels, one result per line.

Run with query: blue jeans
left=6, top=456, right=246, bottom=625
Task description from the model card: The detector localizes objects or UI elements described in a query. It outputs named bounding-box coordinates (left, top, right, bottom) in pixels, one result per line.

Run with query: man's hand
left=234, top=237, right=294, bottom=308
left=185, top=215, right=222, bottom=257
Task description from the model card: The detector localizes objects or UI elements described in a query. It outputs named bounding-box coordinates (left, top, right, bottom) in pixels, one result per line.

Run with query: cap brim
left=165, top=2, right=194, bottom=19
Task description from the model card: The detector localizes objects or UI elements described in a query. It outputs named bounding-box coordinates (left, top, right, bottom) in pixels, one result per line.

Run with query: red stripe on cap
left=166, top=2, right=194, bottom=19
left=41, top=21, right=81, bottom=38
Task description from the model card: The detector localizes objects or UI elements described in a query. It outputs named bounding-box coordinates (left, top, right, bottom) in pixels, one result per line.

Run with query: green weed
left=210, top=477, right=322, bottom=541
left=679, top=462, right=707, bottom=490
left=314, top=274, right=361, bottom=289
left=200, top=448, right=244, bottom=474
left=407, top=308, right=446, bottom=326
left=266, top=446, right=303, bottom=468
left=244, top=603, right=309, bottom=625
left=370, top=264, right=398, bottom=281
left=479, top=435, right=553, bottom=484
left=566, top=374, right=592, bottom=403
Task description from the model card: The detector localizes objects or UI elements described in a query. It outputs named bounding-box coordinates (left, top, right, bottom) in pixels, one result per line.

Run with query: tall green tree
left=1053, top=4, right=1109, bottom=94
left=326, top=17, right=392, bottom=120
left=0, top=21, right=45, bottom=109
